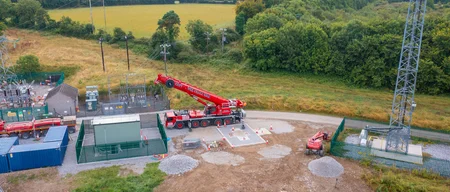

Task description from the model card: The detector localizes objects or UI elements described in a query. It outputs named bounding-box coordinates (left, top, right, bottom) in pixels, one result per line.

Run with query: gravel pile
left=308, top=156, right=344, bottom=178
left=201, top=151, right=245, bottom=166
left=423, top=144, right=450, bottom=161
left=258, top=144, right=292, bottom=159
left=158, top=155, right=199, bottom=175
left=344, top=134, right=360, bottom=145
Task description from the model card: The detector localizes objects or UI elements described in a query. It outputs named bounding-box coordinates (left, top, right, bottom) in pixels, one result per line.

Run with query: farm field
left=4, top=29, right=450, bottom=131
left=48, top=4, right=235, bottom=39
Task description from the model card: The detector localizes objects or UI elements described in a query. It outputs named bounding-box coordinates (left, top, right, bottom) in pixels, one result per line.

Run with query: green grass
left=48, top=4, right=236, bottom=39
left=362, top=164, right=450, bottom=192
left=73, top=163, right=165, bottom=192
left=7, top=29, right=450, bottom=131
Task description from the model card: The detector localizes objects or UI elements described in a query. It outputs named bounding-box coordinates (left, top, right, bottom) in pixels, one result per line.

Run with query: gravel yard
left=158, top=155, right=199, bottom=175
left=257, top=144, right=292, bottom=159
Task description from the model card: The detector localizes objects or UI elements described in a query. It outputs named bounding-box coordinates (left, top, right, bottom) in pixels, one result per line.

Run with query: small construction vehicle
left=305, top=131, right=331, bottom=156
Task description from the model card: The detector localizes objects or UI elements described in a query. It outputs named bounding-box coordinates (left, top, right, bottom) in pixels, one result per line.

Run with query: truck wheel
left=166, top=79, right=174, bottom=88
left=41, top=130, right=48, bottom=137
left=223, top=118, right=232, bottom=125
left=22, top=132, right=30, bottom=139
left=68, top=127, right=76, bottom=134
left=191, top=121, right=200, bottom=128
left=214, top=119, right=223, bottom=126
left=200, top=120, right=209, bottom=127
left=175, top=122, right=184, bottom=129
left=319, top=150, right=324, bottom=157
left=9, top=133, right=18, bottom=138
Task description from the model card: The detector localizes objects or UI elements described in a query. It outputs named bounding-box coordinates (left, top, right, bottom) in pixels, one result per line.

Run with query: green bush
left=224, top=48, right=243, bottom=63
left=14, top=55, right=41, bottom=74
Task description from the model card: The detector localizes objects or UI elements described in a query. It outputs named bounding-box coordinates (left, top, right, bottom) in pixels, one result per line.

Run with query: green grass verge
left=73, top=163, right=165, bottom=192
left=362, top=164, right=450, bottom=192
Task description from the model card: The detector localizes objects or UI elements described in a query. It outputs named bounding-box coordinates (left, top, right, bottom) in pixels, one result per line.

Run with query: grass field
left=5, top=29, right=450, bottom=130
left=48, top=4, right=235, bottom=39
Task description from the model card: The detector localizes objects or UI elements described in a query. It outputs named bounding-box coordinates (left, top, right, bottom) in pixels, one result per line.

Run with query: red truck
left=155, top=74, right=246, bottom=129
left=0, top=116, right=77, bottom=139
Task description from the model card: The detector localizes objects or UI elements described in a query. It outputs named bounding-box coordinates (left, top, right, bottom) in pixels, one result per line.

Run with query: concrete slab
left=253, top=128, right=272, bottom=136
left=217, top=124, right=266, bottom=147
left=245, top=119, right=294, bottom=134
left=370, top=138, right=423, bottom=164
left=183, top=127, right=223, bottom=143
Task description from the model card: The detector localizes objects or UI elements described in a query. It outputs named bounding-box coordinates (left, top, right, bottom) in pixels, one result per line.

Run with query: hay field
left=5, top=29, right=450, bottom=130
left=48, top=4, right=235, bottom=39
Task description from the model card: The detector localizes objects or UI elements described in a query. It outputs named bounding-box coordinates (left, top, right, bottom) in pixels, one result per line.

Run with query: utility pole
left=89, top=0, right=94, bottom=33
left=99, top=37, right=105, bottom=72
left=125, top=36, right=130, bottom=71
left=204, top=32, right=211, bottom=54
left=102, top=0, right=107, bottom=31
left=160, top=44, right=171, bottom=76
left=220, top=28, right=227, bottom=53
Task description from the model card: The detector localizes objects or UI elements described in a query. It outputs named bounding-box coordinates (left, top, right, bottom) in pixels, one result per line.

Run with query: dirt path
left=156, top=121, right=372, bottom=192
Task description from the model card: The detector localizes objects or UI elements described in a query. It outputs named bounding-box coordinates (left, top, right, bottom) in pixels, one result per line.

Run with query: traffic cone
left=232, top=127, right=235, bottom=131
left=207, top=145, right=211, bottom=151
left=266, top=140, right=269, bottom=144
left=217, top=122, right=220, bottom=128
left=222, top=137, right=226, bottom=141
left=202, top=138, right=206, bottom=143
left=224, top=122, right=227, bottom=127
left=270, top=125, right=273, bottom=131
left=231, top=145, right=234, bottom=149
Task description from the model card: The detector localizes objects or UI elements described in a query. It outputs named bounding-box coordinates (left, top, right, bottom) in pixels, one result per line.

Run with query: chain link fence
left=330, top=118, right=450, bottom=177
left=76, top=114, right=168, bottom=164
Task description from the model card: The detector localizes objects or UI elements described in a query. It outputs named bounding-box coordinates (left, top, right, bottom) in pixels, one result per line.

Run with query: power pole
left=204, top=32, right=211, bottom=54
left=102, top=0, right=107, bottom=31
left=89, top=0, right=94, bottom=33
left=220, top=28, right=227, bottom=53
left=160, top=44, right=171, bottom=76
left=99, top=37, right=105, bottom=72
left=125, top=36, right=130, bottom=71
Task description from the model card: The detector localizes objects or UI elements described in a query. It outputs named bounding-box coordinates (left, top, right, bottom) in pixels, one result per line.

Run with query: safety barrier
left=0, top=104, right=48, bottom=122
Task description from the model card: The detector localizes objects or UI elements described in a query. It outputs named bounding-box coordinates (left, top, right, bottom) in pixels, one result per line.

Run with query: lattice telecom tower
left=367, top=0, right=427, bottom=154
left=0, top=35, right=19, bottom=82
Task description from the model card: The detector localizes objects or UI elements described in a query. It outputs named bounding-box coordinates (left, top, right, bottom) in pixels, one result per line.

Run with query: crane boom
left=155, top=74, right=245, bottom=116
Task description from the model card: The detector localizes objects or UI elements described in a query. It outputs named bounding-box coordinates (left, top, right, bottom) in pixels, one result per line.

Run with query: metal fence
left=76, top=94, right=170, bottom=118
left=75, top=115, right=168, bottom=164
left=330, top=118, right=450, bottom=177
left=0, top=104, right=48, bottom=122
left=15, top=72, right=64, bottom=86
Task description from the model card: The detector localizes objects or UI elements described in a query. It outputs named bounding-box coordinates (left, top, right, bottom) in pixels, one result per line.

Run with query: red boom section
left=155, top=74, right=245, bottom=113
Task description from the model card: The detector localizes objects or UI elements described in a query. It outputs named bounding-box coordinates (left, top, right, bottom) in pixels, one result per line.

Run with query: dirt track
left=156, top=120, right=372, bottom=192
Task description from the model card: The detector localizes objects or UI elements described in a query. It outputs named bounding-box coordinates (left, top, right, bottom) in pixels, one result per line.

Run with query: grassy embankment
left=5, top=29, right=450, bottom=131
left=48, top=4, right=235, bottom=39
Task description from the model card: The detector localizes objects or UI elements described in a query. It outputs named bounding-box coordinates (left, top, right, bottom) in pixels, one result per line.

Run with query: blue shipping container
left=8, top=142, right=64, bottom=171
left=43, top=126, right=68, bottom=160
left=0, top=137, right=19, bottom=174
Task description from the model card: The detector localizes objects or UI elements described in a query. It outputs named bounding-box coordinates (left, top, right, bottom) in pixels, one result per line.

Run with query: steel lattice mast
left=385, top=0, right=427, bottom=153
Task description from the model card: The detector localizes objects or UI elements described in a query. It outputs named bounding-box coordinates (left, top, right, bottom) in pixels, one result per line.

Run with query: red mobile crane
left=155, top=74, right=246, bottom=129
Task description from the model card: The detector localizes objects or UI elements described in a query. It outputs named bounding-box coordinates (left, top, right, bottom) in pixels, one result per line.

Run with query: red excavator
left=305, top=131, right=331, bottom=156
left=155, top=74, right=246, bottom=129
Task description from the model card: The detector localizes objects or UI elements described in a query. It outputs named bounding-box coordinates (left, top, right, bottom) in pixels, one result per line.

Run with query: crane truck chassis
left=0, top=116, right=77, bottom=139
left=155, top=74, right=246, bottom=129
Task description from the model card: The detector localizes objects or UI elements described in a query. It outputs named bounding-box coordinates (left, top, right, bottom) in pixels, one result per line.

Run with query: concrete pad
left=183, top=127, right=223, bottom=143
left=217, top=124, right=266, bottom=147
left=245, top=119, right=293, bottom=134
left=253, top=128, right=272, bottom=136
left=370, top=138, right=423, bottom=164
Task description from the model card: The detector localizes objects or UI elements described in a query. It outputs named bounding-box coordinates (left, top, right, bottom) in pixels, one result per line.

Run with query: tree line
left=237, top=0, right=450, bottom=94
